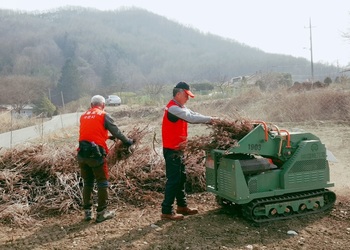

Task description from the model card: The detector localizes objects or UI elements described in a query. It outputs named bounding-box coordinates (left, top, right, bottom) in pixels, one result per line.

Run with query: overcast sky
left=2, top=0, right=350, bottom=67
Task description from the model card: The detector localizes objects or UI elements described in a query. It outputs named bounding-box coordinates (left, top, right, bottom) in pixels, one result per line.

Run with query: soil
left=0, top=116, right=349, bottom=250
left=0, top=193, right=349, bottom=250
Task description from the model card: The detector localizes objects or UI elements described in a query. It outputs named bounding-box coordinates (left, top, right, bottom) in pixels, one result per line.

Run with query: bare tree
left=142, top=83, right=164, bottom=97
left=0, top=75, right=47, bottom=113
left=216, top=74, right=229, bottom=93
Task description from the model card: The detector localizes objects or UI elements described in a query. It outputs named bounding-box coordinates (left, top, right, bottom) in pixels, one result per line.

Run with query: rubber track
left=242, top=189, right=336, bottom=223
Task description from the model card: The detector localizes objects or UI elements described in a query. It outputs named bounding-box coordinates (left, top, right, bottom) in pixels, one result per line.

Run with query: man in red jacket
left=161, top=82, right=215, bottom=220
left=78, top=95, right=133, bottom=223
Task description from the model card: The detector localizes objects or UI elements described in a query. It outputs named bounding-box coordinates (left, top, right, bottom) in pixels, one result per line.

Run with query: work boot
left=161, top=212, right=184, bottom=220
left=84, top=209, right=93, bottom=221
left=176, top=206, right=198, bottom=215
left=96, top=209, right=115, bottom=223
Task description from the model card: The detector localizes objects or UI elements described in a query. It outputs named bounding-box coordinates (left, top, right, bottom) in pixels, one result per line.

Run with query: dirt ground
left=0, top=118, right=349, bottom=250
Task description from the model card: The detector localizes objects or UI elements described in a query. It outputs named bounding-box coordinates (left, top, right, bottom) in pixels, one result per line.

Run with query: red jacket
left=79, top=107, right=109, bottom=152
left=162, top=100, right=187, bottom=150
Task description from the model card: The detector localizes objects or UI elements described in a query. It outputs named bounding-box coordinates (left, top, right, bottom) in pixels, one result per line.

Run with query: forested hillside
left=0, top=6, right=339, bottom=107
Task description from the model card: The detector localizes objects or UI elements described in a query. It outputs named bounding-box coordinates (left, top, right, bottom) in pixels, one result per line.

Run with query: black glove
left=124, top=138, right=134, bottom=146
left=108, top=136, right=116, bottom=140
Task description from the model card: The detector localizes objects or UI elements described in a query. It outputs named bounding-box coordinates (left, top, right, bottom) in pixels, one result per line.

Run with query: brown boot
left=96, top=209, right=115, bottom=223
left=176, top=206, right=198, bottom=215
left=161, top=212, right=184, bottom=220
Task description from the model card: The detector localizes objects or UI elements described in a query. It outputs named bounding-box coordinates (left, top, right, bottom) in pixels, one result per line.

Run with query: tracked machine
left=205, top=121, right=336, bottom=222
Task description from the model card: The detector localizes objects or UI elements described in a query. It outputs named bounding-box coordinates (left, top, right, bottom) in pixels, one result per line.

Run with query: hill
left=0, top=7, right=340, bottom=106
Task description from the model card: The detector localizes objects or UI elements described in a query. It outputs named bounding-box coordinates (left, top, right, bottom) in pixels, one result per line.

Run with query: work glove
left=209, top=117, right=221, bottom=124
left=124, top=138, right=134, bottom=147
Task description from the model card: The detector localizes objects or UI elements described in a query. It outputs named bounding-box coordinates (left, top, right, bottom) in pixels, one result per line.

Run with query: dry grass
left=189, top=86, right=350, bottom=123
left=0, top=112, right=44, bottom=134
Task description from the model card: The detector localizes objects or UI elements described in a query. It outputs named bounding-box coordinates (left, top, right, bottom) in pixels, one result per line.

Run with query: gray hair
left=173, top=88, right=184, bottom=97
left=91, top=95, right=105, bottom=106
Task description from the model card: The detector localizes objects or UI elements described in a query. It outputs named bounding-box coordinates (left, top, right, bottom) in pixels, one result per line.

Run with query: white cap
left=91, top=95, right=105, bottom=105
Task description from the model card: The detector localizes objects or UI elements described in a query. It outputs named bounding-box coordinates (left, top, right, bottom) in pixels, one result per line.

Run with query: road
left=0, top=112, right=82, bottom=148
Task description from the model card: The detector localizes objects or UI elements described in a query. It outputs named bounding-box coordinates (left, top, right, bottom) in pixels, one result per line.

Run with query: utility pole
left=307, top=18, right=314, bottom=82
left=61, top=91, right=65, bottom=113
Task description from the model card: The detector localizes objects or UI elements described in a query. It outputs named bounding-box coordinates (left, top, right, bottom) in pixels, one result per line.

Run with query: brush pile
left=0, top=119, right=253, bottom=226
left=183, top=119, right=253, bottom=192
left=185, top=119, right=253, bottom=154
left=0, top=144, right=79, bottom=226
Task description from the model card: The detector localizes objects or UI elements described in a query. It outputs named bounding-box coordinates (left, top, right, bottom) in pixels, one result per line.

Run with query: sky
left=2, top=0, right=350, bottom=68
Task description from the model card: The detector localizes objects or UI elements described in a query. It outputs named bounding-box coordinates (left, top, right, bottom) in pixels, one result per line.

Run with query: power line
left=305, top=18, right=315, bottom=82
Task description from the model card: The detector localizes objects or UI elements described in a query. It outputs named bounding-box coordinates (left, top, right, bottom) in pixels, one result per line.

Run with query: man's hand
left=124, top=138, right=134, bottom=146
left=210, top=117, right=221, bottom=124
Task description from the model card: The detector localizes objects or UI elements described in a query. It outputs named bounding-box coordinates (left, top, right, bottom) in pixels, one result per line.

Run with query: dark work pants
left=161, top=148, right=187, bottom=214
left=78, top=155, right=109, bottom=212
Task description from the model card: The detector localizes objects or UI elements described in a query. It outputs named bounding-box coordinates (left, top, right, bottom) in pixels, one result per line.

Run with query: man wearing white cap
left=78, top=95, right=133, bottom=223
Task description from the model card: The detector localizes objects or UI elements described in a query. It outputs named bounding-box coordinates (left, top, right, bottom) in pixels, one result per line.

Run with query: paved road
left=0, top=112, right=82, bottom=148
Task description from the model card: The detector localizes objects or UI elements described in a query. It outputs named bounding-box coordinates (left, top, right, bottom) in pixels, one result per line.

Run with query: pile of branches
left=0, top=144, right=80, bottom=226
left=183, top=119, right=253, bottom=191
left=0, top=119, right=253, bottom=226
left=185, top=118, right=253, bottom=154
left=107, top=126, right=166, bottom=205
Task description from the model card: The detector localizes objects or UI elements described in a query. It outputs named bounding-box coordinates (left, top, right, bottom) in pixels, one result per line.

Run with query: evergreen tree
left=55, top=32, right=77, bottom=59
left=101, top=59, right=116, bottom=89
left=56, top=58, right=81, bottom=104
left=34, top=94, right=56, bottom=117
left=324, top=76, right=332, bottom=85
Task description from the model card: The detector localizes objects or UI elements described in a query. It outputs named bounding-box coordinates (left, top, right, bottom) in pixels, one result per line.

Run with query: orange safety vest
left=162, top=100, right=187, bottom=150
left=79, top=107, right=109, bottom=153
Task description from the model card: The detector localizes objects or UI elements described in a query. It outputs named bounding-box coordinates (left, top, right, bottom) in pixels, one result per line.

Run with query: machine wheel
left=252, top=204, right=265, bottom=217
left=312, top=201, right=321, bottom=210
left=298, top=203, right=307, bottom=213
left=268, top=208, right=278, bottom=218
left=283, top=206, right=293, bottom=216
